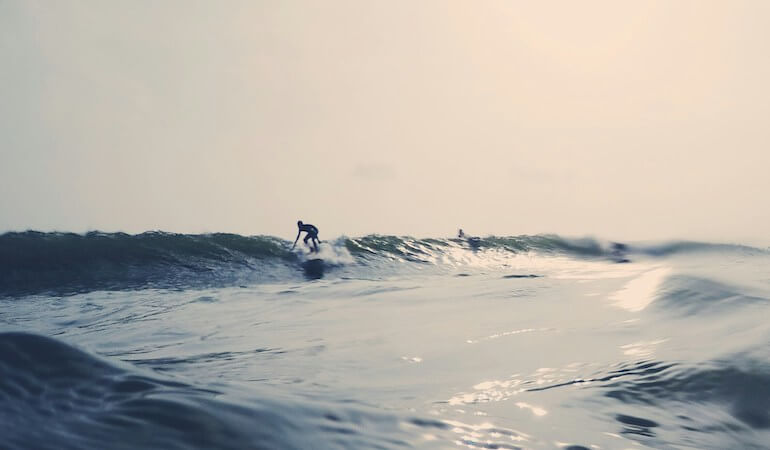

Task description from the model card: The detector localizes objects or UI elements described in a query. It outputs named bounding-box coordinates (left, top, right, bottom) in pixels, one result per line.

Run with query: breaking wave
left=1, top=230, right=765, bottom=296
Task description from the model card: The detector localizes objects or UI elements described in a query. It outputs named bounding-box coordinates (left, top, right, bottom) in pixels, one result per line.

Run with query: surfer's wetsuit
left=293, top=221, right=320, bottom=252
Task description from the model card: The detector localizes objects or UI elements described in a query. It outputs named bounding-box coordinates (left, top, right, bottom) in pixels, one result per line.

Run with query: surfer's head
left=297, top=220, right=303, bottom=227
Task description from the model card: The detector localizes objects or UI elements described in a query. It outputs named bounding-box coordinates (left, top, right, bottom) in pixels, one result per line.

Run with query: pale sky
left=1, top=1, right=769, bottom=243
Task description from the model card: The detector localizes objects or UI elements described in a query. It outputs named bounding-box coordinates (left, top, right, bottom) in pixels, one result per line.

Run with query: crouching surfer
left=292, top=220, right=320, bottom=253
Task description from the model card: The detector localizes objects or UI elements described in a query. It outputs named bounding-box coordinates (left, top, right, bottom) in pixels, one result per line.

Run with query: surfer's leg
left=308, top=233, right=319, bottom=252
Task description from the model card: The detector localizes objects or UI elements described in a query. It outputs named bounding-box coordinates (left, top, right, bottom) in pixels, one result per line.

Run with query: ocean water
left=1, top=231, right=769, bottom=449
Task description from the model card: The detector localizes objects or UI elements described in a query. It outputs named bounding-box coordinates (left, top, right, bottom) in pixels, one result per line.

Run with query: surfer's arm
left=291, top=231, right=301, bottom=249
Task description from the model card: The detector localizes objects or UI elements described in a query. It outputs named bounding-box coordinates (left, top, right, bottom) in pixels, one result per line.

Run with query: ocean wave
left=0, top=332, right=416, bottom=450
left=2, top=230, right=765, bottom=296
left=599, top=357, right=770, bottom=448
left=0, top=231, right=297, bottom=296
left=603, top=359, right=770, bottom=426
left=653, top=275, right=769, bottom=316
left=523, top=356, right=770, bottom=447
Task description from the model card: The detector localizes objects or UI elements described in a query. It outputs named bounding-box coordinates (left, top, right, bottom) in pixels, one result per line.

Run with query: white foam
left=295, top=240, right=355, bottom=265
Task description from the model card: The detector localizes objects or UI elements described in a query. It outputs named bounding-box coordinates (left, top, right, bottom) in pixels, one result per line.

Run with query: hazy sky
left=2, top=1, right=769, bottom=242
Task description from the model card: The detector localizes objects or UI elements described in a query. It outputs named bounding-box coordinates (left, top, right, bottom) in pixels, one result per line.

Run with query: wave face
left=600, top=358, right=770, bottom=432
left=0, top=231, right=297, bottom=296
left=1, top=231, right=765, bottom=296
left=0, top=231, right=763, bottom=296
left=0, top=332, right=413, bottom=450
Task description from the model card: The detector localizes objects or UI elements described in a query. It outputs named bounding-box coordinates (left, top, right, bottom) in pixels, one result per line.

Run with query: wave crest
left=2, top=231, right=764, bottom=296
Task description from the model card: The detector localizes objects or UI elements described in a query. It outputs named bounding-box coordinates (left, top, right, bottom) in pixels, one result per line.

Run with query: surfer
left=458, top=228, right=481, bottom=249
left=610, top=242, right=630, bottom=263
left=292, top=220, right=320, bottom=253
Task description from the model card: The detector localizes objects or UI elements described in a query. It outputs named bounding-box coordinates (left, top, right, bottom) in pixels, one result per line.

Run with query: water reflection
left=443, top=419, right=530, bottom=448
left=620, top=339, right=667, bottom=358
left=610, top=267, right=671, bottom=312
left=515, top=402, right=548, bottom=416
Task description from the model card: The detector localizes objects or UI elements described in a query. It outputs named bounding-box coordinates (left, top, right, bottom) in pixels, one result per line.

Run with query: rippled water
left=2, top=238, right=769, bottom=449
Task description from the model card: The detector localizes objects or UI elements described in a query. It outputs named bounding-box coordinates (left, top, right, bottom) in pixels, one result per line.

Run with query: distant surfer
left=458, top=228, right=481, bottom=249
left=292, top=220, right=320, bottom=253
left=610, top=242, right=630, bottom=263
